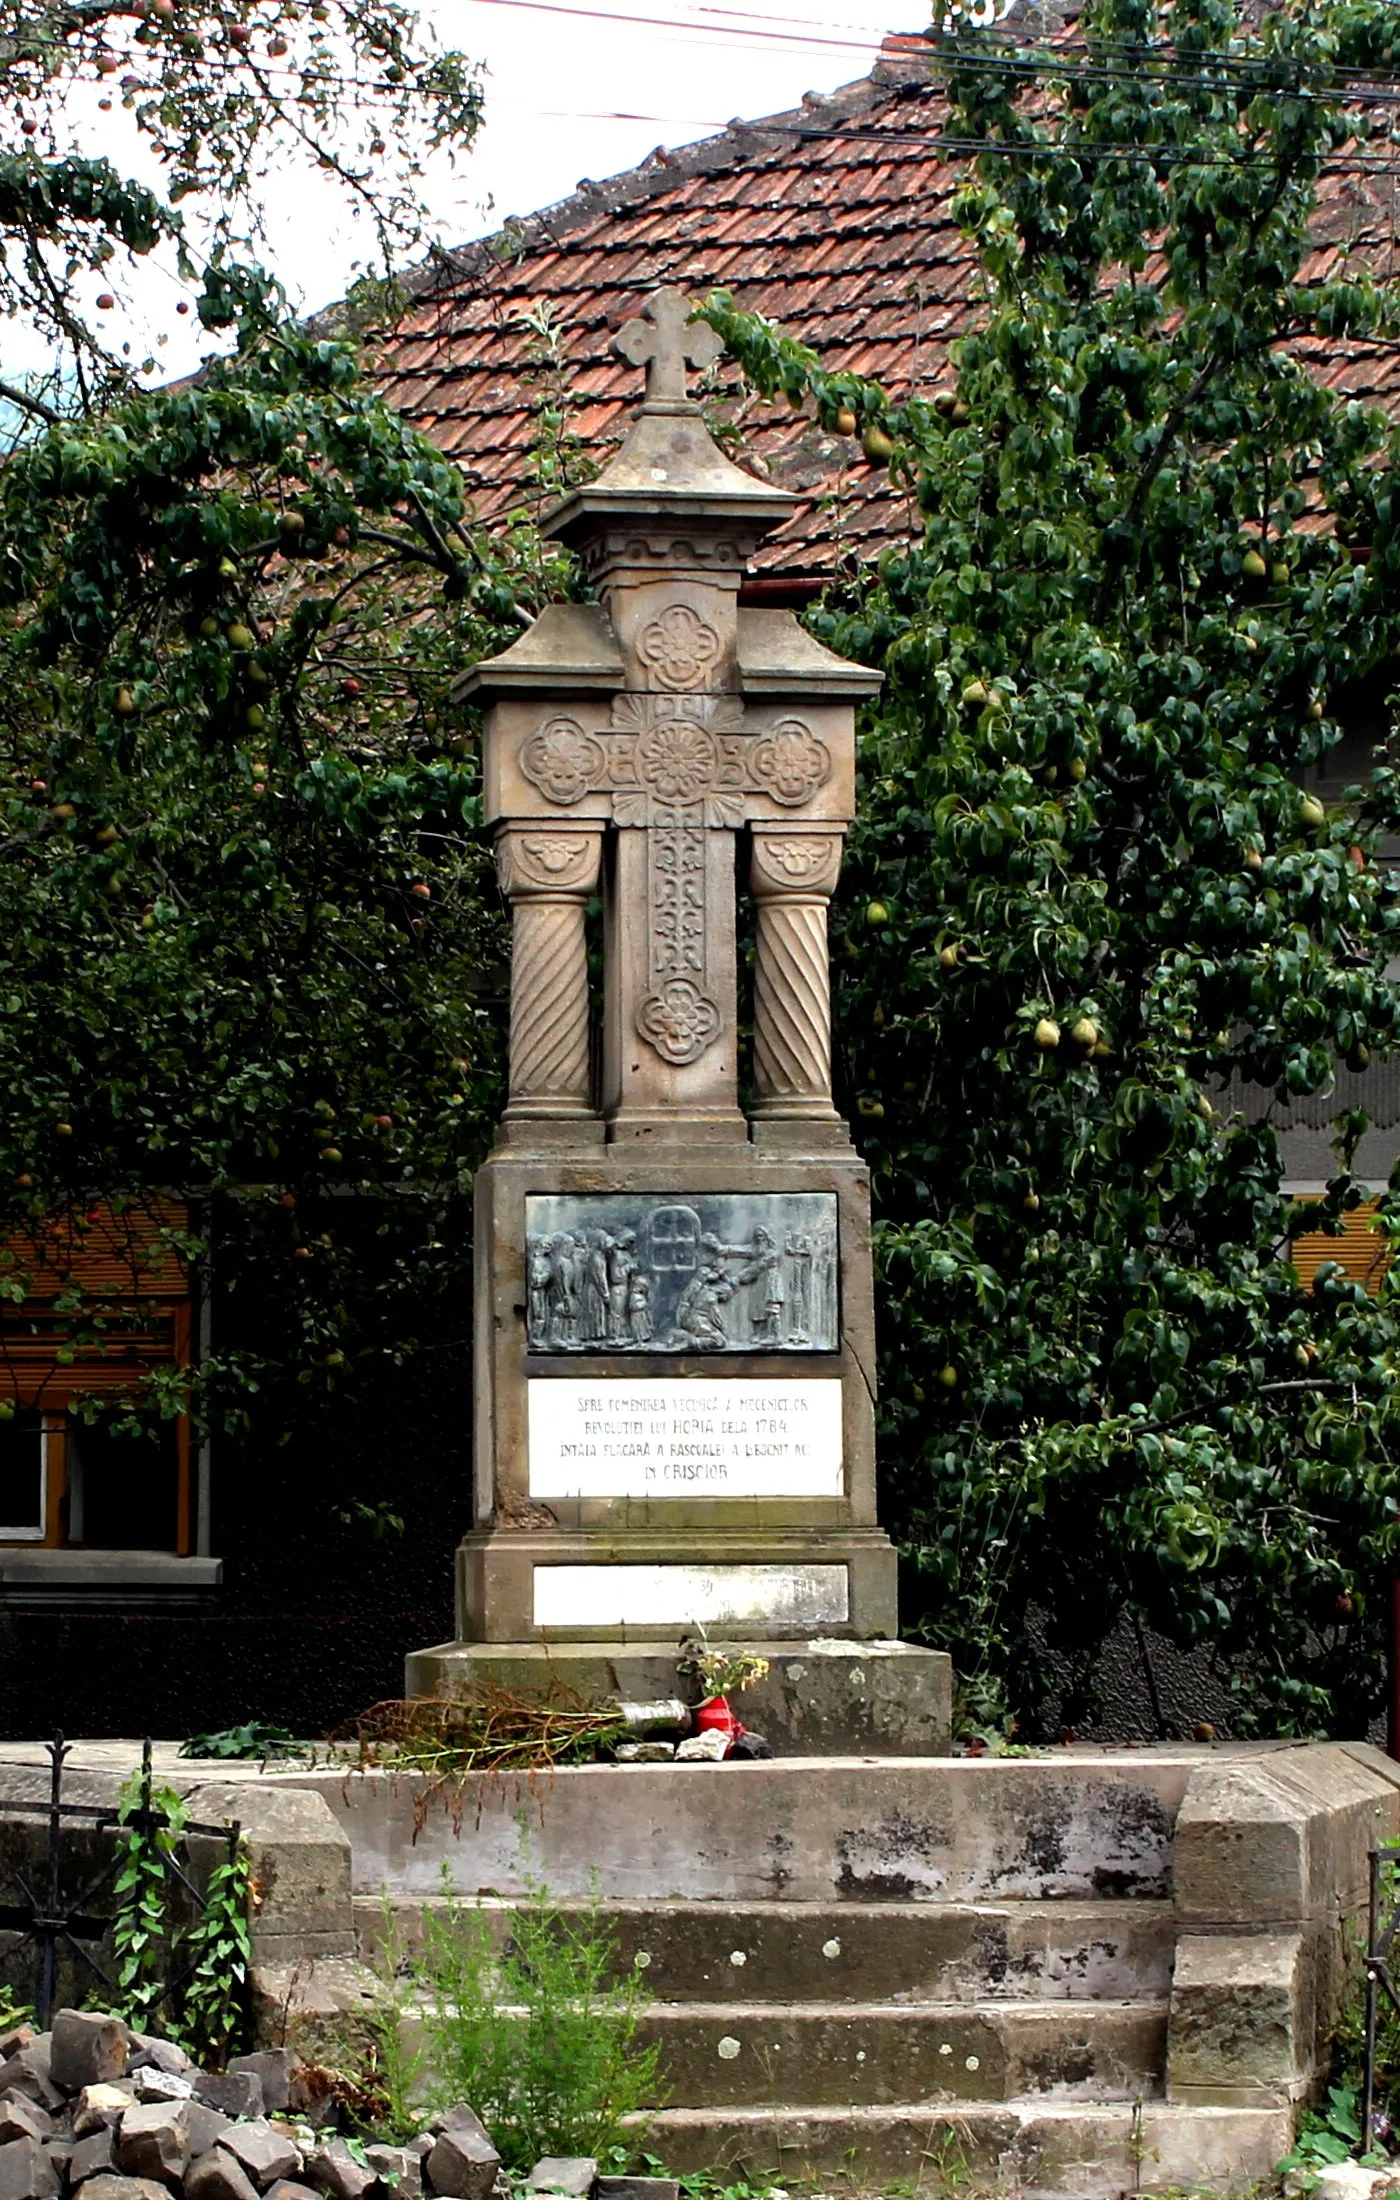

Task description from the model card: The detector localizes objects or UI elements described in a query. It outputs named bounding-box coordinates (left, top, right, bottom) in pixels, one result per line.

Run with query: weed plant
left=373, top=1865, right=662, bottom=2168
left=179, top=1723, right=306, bottom=1762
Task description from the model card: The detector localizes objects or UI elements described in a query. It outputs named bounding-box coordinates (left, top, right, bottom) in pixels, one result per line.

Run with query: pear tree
left=704, top=0, right=1400, bottom=1737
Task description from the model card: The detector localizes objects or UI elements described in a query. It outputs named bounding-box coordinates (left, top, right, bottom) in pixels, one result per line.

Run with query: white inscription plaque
left=532, top=1562, right=850, bottom=1629
left=527, top=1378, right=843, bottom=1499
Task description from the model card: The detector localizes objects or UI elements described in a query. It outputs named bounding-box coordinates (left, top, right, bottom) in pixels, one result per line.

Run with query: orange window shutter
left=1291, top=1197, right=1393, bottom=1297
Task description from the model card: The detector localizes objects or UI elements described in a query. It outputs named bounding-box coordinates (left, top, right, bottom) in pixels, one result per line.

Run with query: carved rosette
left=635, top=603, right=722, bottom=691
left=750, top=719, right=832, bottom=807
left=520, top=716, right=606, bottom=805
left=750, top=827, right=844, bottom=1117
left=496, top=824, right=603, bottom=1117
left=636, top=978, right=722, bottom=1066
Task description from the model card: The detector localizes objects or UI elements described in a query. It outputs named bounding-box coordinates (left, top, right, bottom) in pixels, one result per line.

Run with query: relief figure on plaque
left=671, top=1263, right=734, bottom=1350
left=743, top=1226, right=786, bottom=1348
left=701, top=1224, right=785, bottom=1347
left=607, top=1229, right=639, bottom=1346
left=627, top=1269, right=654, bottom=1344
left=580, top=1230, right=612, bottom=1343
left=803, top=1217, right=839, bottom=1345
left=527, top=1236, right=553, bottom=1340
left=545, top=1232, right=580, bottom=1348
left=786, top=1231, right=813, bottom=1346
left=524, top=1192, right=840, bottom=1354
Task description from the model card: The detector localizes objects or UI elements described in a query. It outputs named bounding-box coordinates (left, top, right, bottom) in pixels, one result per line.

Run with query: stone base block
left=455, top=1523, right=899, bottom=1642
left=353, top=1892, right=1178, bottom=2005
left=632, top=1997, right=1167, bottom=2106
left=249, top=1957, right=382, bottom=2065
left=403, top=1635, right=952, bottom=1755
left=1167, top=1931, right=1308, bottom=2106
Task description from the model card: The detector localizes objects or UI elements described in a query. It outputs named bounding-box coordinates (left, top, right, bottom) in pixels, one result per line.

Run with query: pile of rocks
left=0, top=2015, right=675, bottom=2200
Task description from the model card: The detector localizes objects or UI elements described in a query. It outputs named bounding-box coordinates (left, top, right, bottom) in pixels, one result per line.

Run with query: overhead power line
left=25, top=0, right=1400, bottom=188
left=42, top=1, right=1400, bottom=90
left=34, top=3, right=1400, bottom=114
left=35, top=0, right=1400, bottom=93
left=456, top=0, right=1399, bottom=80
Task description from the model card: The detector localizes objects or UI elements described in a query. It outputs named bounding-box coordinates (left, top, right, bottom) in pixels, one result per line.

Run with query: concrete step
left=398, top=1996, right=1167, bottom=2111
left=303, top=1754, right=1193, bottom=1901
left=637, top=2099, right=1291, bottom=2194
left=354, top=1893, right=1175, bottom=2004
left=634, top=1998, right=1168, bottom=2107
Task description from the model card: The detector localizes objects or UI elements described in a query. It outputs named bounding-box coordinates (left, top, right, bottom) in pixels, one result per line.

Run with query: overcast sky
left=8, top=0, right=931, bottom=384
left=428, top=0, right=928, bottom=235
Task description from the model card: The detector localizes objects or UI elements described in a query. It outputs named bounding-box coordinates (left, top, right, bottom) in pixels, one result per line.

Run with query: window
left=649, top=1204, right=700, bottom=1273
left=0, top=1201, right=195, bottom=1554
left=67, top=1412, right=183, bottom=1551
left=0, top=1410, right=47, bottom=1541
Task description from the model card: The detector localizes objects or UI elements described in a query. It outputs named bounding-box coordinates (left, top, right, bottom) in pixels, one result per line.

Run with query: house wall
left=0, top=1196, right=470, bottom=1743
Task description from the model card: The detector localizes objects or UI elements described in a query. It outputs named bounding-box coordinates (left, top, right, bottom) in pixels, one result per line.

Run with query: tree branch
left=0, top=377, right=57, bottom=424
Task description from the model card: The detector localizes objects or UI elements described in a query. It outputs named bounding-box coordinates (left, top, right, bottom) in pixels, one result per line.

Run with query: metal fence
left=1362, top=1841, right=1400, bottom=2145
left=0, top=1734, right=239, bottom=2029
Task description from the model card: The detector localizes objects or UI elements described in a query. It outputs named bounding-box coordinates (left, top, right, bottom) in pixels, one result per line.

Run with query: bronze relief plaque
left=524, top=1190, right=839, bottom=1355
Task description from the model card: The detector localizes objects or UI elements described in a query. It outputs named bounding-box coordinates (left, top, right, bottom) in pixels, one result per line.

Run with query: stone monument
left=407, top=289, right=950, bottom=1752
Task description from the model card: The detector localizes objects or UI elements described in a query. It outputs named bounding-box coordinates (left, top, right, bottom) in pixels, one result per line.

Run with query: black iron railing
left=0, top=1734, right=239, bottom=2028
left=1361, top=1842, right=1400, bottom=2146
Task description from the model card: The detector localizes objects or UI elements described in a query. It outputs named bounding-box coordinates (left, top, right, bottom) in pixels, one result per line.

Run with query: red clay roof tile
left=357, top=41, right=1400, bottom=580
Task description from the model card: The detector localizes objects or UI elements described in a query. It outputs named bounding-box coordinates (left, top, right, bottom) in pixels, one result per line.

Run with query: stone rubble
left=0, top=2018, right=678, bottom=2200
left=184, top=2155, right=258, bottom=2200
left=220, top=2121, right=300, bottom=2190
left=1308, top=2168, right=1400, bottom=2200
left=524, top=2163, right=595, bottom=2198
left=68, top=2133, right=115, bottom=2187
left=424, top=2112, right=497, bottom=2200
left=50, top=2022, right=126, bottom=2099
left=187, top=2085, right=256, bottom=2127
left=301, top=2139, right=374, bottom=2200
left=359, top=2149, right=417, bottom=2200
left=115, top=2103, right=191, bottom=2185
left=128, top=2079, right=191, bottom=2112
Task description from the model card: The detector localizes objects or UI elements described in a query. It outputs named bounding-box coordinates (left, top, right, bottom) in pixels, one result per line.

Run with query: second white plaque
left=527, top=1378, right=844, bottom=1499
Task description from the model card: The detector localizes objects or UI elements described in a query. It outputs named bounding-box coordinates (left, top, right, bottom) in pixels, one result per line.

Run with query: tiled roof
left=368, top=32, right=1400, bottom=584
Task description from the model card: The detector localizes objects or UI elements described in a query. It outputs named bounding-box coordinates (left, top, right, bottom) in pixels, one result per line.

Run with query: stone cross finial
left=613, top=286, right=722, bottom=407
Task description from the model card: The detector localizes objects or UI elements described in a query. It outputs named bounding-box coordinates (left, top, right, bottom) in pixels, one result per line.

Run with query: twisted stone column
left=749, top=825, right=844, bottom=1120
left=497, top=824, right=603, bottom=1117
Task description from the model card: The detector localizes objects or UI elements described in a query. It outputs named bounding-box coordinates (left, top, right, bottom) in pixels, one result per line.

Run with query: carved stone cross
left=612, top=285, right=722, bottom=408
left=517, top=679, right=839, bottom=1086
left=468, top=285, right=878, bottom=1144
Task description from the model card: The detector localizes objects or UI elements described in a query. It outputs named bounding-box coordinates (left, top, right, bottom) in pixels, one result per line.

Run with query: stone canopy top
left=460, top=287, right=882, bottom=1146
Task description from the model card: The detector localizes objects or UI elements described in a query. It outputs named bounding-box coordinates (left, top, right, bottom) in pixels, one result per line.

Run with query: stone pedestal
left=409, top=288, right=946, bottom=1750
left=405, top=1637, right=952, bottom=1755
left=455, top=1138, right=892, bottom=1641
